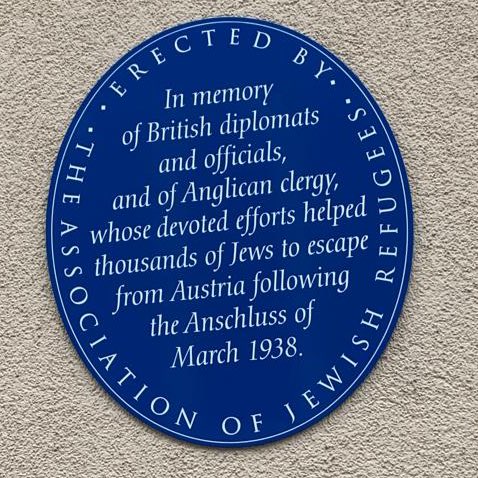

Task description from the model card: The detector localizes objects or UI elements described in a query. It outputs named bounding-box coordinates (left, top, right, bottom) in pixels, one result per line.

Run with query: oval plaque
left=47, top=17, right=413, bottom=446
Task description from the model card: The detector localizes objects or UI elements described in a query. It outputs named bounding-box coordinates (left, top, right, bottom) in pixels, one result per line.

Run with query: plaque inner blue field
left=46, top=17, right=413, bottom=447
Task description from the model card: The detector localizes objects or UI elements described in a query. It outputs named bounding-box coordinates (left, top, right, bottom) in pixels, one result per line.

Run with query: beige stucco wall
left=1, top=1, right=477, bottom=476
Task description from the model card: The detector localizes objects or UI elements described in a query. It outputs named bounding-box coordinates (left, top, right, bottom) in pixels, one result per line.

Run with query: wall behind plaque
left=0, top=1, right=476, bottom=476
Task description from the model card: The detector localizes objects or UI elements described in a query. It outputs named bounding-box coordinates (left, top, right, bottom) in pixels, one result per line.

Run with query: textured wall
left=1, top=1, right=477, bottom=476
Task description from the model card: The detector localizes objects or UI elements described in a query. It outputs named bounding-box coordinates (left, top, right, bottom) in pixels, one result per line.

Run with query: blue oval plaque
left=47, top=17, right=413, bottom=447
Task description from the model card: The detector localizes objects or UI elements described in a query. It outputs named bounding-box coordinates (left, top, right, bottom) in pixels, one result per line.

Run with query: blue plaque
left=47, top=17, right=413, bottom=446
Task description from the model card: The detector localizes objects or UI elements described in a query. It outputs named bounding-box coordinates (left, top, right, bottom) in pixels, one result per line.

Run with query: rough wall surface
left=1, top=1, right=477, bottom=476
